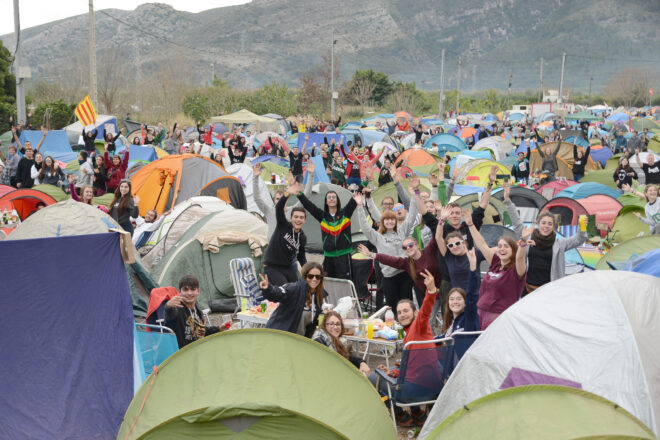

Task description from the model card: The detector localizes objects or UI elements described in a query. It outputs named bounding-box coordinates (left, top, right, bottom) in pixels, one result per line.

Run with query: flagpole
left=89, top=0, right=98, bottom=105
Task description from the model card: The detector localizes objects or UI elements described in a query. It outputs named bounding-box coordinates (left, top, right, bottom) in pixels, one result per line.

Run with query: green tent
left=630, top=118, right=660, bottom=132
left=649, top=134, right=660, bottom=153
left=605, top=154, right=621, bottom=170
left=580, top=169, right=619, bottom=189
left=0, top=130, right=13, bottom=156
left=33, top=184, right=68, bottom=202
left=617, top=192, right=646, bottom=208
left=371, top=180, right=432, bottom=209
left=426, top=385, right=654, bottom=439
left=453, top=193, right=511, bottom=226
left=117, top=329, right=397, bottom=440
left=151, top=207, right=268, bottom=308
left=612, top=205, right=648, bottom=243
left=565, top=111, right=604, bottom=121
left=596, top=235, right=660, bottom=270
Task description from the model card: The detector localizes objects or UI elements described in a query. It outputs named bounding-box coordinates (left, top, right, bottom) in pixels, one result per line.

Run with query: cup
left=578, top=214, right=587, bottom=232
left=260, top=301, right=267, bottom=313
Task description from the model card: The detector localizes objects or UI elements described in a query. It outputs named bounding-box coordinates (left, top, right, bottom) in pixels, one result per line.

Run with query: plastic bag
left=333, top=297, right=354, bottom=319
left=375, top=326, right=398, bottom=341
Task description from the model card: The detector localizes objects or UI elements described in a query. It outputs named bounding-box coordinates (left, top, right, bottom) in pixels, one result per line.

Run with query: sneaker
left=412, top=408, right=427, bottom=426
left=396, top=411, right=415, bottom=427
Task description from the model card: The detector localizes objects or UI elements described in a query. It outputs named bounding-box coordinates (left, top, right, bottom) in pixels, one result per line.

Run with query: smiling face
left=381, top=197, right=394, bottom=211
left=112, top=156, right=121, bottom=166
left=119, top=182, right=130, bottom=196
left=396, top=301, right=416, bottom=327
left=34, top=153, right=43, bottom=164
left=383, top=217, right=397, bottom=231
left=82, top=187, right=94, bottom=202
left=324, top=315, right=343, bottom=338
left=448, top=206, right=462, bottom=227
left=179, top=285, right=200, bottom=307
left=645, top=185, right=658, bottom=202
left=537, top=214, right=555, bottom=236
left=648, top=154, right=655, bottom=166
left=291, top=209, right=306, bottom=231
left=305, top=268, right=323, bottom=289
left=95, top=156, right=103, bottom=166
left=497, top=238, right=513, bottom=262
left=402, top=238, right=419, bottom=258
left=326, top=192, right=338, bottom=208
left=448, top=290, right=466, bottom=316
left=393, top=203, right=406, bottom=221
left=446, top=236, right=467, bottom=256
left=145, top=210, right=157, bottom=223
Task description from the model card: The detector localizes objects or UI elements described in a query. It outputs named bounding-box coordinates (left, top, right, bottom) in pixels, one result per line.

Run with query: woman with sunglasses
left=441, top=248, right=480, bottom=337
left=312, top=311, right=371, bottom=376
left=259, top=262, right=327, bottom=338
left=437, top=228, right=483, bottom=291
left=353, top=184, right=419, bottom=308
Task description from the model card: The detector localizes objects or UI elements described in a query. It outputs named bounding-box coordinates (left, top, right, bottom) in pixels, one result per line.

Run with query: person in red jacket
left=103, top=143, right=129, bottom=193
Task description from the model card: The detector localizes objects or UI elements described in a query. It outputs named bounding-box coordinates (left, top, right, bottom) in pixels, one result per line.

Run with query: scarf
left=531, top=228, right=556, bottom=249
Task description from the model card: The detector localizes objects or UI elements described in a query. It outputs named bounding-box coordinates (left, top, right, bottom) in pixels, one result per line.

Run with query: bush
left=32, top=100, right=76, bottom=130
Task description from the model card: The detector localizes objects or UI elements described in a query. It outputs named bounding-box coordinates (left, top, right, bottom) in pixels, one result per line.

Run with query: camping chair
left=323, top=277, right=363, bottom=318
left=133, top=323, right=178, bottom=386
left=229, top=258, right=263, bottom=315
left=450, top=331, right=483, bottom=373
left=146, top=286, right=178, bottom=326
left=375, top=337, right=454, bottom=431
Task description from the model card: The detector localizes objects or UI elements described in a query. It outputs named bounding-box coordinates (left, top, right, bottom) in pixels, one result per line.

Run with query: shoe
left=396, top=411, right=415, bottom=427
left=412, top=408, right=427, bottom=426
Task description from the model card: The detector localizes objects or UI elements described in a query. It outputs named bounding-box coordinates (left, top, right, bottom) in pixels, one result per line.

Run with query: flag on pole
left=75, top=95, right=97, bottom=127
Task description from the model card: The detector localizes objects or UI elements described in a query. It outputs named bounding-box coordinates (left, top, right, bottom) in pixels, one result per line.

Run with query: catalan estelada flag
left=75, top=95, right=97, bottom=126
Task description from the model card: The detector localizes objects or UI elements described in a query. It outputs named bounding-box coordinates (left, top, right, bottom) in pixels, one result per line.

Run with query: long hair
left=616, top=158, right=632, bottom=173
left=301, top=261, right=325, bottom=307
left=498, top=236, right=519, bottom=270
left=378, top=209, right=398, bottom=234
left=401, top=237, right=420, bottom=282
left=110, top=179, right=133, bottom=215
left=442, top=287, right=467, bottom=334
left=322, top=311, right=349, bottom=359
left=80, top=185, right=95, bottom=205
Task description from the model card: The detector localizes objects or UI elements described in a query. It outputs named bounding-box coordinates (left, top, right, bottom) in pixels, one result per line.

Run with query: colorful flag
left=75, top=95, right=97, bottom=127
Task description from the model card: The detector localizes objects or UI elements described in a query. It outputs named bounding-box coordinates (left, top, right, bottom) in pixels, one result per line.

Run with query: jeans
left=346, top=176, right=362, bottom=188
left=573, top=173, right=584, bottom=182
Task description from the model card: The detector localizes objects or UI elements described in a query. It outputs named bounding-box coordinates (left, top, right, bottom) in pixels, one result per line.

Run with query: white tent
left=420, top=271, right=660, bottom=438
left=225, top=163, right=271, bottom=216
left=473, top=136, right=514, bottom=161
left=64, top=114, right=119, bottom=145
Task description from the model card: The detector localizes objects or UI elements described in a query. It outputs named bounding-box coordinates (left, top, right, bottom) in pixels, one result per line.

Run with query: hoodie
left=297, top=191, right=357, bottom=258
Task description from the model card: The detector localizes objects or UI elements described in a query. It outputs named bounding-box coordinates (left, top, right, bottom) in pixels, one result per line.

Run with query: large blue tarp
left=303, top=154, right=330, bottom=184
left=125, top=144, right=158, bottom=167
left=297, top=133, right=345, bottom=149
left=0, top=233, right=134, bottom=440
left=19, top=129, right=78, bottom=163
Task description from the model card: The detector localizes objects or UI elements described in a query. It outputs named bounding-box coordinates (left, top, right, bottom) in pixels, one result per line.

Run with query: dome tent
left=492, top=186, right=548, bottom=223
left=0, top=188, right=57, bottom=220
left=425, top=385, right=655, bottom=440
left=420, top=271, right=660, bottom=438
left=529, top=141, right=598, bottom=179
left=539, top=197, right=589, bottom=226
left=453, top=193, right=510, bottom=226
left=118, top=329, right=396, bottom=440
left=612, top=205, right=650, bottom=243
left=198, top=176, right=248, bottom=210
left=473, top=136, right=513, bottom=161
left=595, top=235, right=660, bottom=270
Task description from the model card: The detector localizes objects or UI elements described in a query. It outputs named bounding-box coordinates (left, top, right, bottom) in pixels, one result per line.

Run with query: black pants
left=381, top=271, right=414, bottom=309
left=323, top=254, right=352, bottom=280
left=264, top=264, right=298, bottom=287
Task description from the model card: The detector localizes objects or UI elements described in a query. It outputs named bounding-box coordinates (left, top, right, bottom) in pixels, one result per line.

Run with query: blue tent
left=125, top=144, right=158, bottom=167
left=303, top=155, right=330, bottom=184
left=589, top=146, right=614, bottom=167
left=507, top=113, right=525, bottom=122
left=341, top=128, right=394, bottom=148
left=0, top=232, right=133, bottom=439
left=563, top=136, right=590, bottom=149
left=421, top=118, right=444, bottom=126
left=515, top=140, right=538, bottom=155
left=556, top=182, right=620, bottom=200
left=296, top=133, right=345, bottom=150
left=19, top=130, right=78, bottom=163
left=251, top=154, right=289, bottom=167
left=448, top=150, right=492, bottom=175
left=626, top=248, right=660, bottom=278
left=606, top=112, right=629, bottom=123
left=423, top=133, right=467, bottom=156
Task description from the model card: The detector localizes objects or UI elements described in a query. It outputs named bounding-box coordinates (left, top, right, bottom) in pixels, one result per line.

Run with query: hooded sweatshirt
left=297, top=191, right=357, bottom=258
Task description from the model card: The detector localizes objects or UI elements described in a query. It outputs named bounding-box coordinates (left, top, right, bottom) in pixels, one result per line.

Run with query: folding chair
left=146, top=286, right=178, bottom=326
left=133, top=323, right=178, bottom=386
left=229, top=258, right=264, bottom=314
left=450, top=331, right=483, bottom=373
left=323, top=277, right=363, bottom=318
left=375, top=337, right=454, bottom=431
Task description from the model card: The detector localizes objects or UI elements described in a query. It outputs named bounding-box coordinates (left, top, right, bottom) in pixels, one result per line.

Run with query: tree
left=250, top=82, right=298, bottom=116
left=298, top=72, right=325, bottom=115
left=32, top=100, right=76, bottom=130
left=0, top=40, right=16, bottom=133
left=386, top=81, right=426, bottom=114
left=605, top=67, right=659, bottom=107
left=352, top=76, right=376, bottom=114
left=97, top=48, right=126, bottom=114
left=181, top=91, right=212, bottom=123
left=349, top=69, right=392, bottom=106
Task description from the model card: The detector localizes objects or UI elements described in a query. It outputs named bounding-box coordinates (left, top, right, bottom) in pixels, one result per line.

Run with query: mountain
left=2, top=0, right=659, bottom=93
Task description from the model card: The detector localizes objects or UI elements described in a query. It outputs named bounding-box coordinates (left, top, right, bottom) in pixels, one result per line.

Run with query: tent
left=151, top=206, right=268, bottom=308
left=473, top=136, right=513, bottom=161
left=565, top=111, right=604, bottom=121
left=612, top=205, right=649, bottom=243
left=64, top=114, right=119, bottom=144
left=529, top=142, right=598, bottom=179
left=303, top=155, right=331, bottom=184
left=0, top=184, right=14, bottom=198
left=141, top=197, right=229, bottom=271
left=1, top=233, right=134, bottom=440
left=578, top=194, right=622, bottom=229
left=211, top=109, right=278, bottom=132
left=0, top=188, right=57, bottom=220
left=622, top=249, right=660, bottom=279
left=32, top=183, right=68, bottom=202
left=606, top=112, right=630, bottom=123
left=362, top=113, right=396, bottom=127
left=225, top=163, right=274, bottom=215
left=453, top=194, right=510, bottom=225
left=125, top=144, right=159, bottom=168
left=6, top=199, right=157, bottom=317
left=341, top=128, right=395, bottom=149
left=130, top=154, right=228, bottom=216
left=539, top=197, right=589, bottom=226
left=454, top=159, right=510, bottom=188
left=492, top=186, right=548, bottom=223
left=648, top=134, right=660, bottom=153
left=18, top=129, right=78, bottom=163
left=447, top=151, right=493, bottom=177
left=251, top=154, right=290, bottom=167
left=555, top=182, right=621, bottom=201
left=261, top=113, right=291, bottom=134
left=395, top=148, right=439, bottom=167
left=423, top=133, right=467, bottom=156
left=420, top=271, right=660, bottom=438
left=117, top=329, right=396, bottom=440
left=595, top=235, right=660, bottom=270
left=424, top=385, right=655, bottom=440
left=295, top=132, right=345, bottom=149
left=580, top=169, right=620, bottom=189
left=587, top=145, right=614, bottom=167
left=199, top=176, right=248, bottom=210
left=562, top=135, right=590, bottom=149
left=617, top=192, right=647, bottom=208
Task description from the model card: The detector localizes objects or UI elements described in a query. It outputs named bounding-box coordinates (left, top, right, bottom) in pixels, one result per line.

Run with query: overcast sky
left=0, top=0, right=251, bottom=35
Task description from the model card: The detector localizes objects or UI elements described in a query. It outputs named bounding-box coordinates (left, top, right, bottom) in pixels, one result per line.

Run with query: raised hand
left=429, top=173, right=439, bottom=187
left=419, top=269, right=437, bottom=292
left=353, top=191, right=363, bottom=205
left=134, top=195, right=140, bottom=204
left=440, top=205, right=452, bottom=221
left=253, top=163, right=262, bottom=176
left=634, top=212, right=642, bottom=219
left=488, top=165, right=498, bottom=184
left=451, top=165, right=460, bottom=180
left=285, top=172, right=295, bottom=185
left=621, top=183, right=631, bottom=192
left=307, top=161, right=315, bottom=174
left=503, top=180, right=511, bottom=200
left=287, top=181, right=302, bottom=195
left=67, top=173, right=75, bottom=183
left=467, top=248, right=477, bottom=271
left=390, top=163, right=400, bottom=183
left=41, top=126, right=48, bottom=136
left=522, top=222, right=536, bottom=240
left=409, top=173, right=420, bottom=191
left=258, top=273, right=269, bottom=290
left=166, top=295, right=185, bottom=308
left=357, top=243, right=372, bottom=258
left=461, top=208, right=472, bottom=224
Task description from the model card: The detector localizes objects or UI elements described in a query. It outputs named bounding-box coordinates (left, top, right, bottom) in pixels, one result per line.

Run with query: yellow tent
left=530, top=142, right=599, bottom=179
left=456, top=159, right=510, bottom=188
left=211, top=109, right=278, bottom=132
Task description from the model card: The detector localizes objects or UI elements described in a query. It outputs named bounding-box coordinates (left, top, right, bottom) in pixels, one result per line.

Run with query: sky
left=0, top=0, right=251, bottom=35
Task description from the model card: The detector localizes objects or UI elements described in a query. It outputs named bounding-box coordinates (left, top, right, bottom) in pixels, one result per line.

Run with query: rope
left=123, top=365, right=159, bottom=440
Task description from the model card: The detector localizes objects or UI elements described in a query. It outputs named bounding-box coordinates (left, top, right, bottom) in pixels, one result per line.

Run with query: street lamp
left=331, top=31, right=337, bottom=120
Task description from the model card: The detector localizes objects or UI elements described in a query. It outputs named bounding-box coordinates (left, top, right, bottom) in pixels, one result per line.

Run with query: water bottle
left=385, top=308, right=395, bottom=328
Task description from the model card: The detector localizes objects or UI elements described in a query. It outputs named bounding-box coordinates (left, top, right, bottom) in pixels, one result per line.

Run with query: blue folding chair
left=450, top=331, right=483, bottom=374
left=376, top=337, right=454, bottom=430
left=229, top=258, right=264, bottom=314
left=133, top=323, right=178, bottom=387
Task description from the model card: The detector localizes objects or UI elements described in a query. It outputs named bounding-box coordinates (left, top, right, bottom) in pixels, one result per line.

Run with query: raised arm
left=515, top=239, right=528, bottom=278
left=296, top=193, right=325, bottom=223
left=464, top=249, right=480, bottom=324
left=635, top=151, right=642, bottom=168
left=466, top=220, right=494, bottom=264
left=365, top=191, right=382, bottom=223
left=11, top=126, right=23, bottom=151
left=435, top=211, right=449, bottom=256
left=252, top=164, right=274, bottom=214
left=354, top=195, right=381, bottom=246
left=502, top=182, right=524, bottom=238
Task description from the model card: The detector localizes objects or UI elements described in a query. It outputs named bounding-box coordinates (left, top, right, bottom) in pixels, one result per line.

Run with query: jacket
left=164, top=302, right=220, bottom=348
left=312, top=329, right=364, bottom=368
left=297, top=192, right=357, bottom=258
left=261, top=278, right=323, bottom=337
left=104, top=151, right=129, bottom=191
left=443, top=269, right=480, bottom=337
left=572, top=145, right=590, bottom=175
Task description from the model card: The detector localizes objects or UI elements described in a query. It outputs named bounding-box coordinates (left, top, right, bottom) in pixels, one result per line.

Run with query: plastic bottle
left=385, top=308, right=395, bottom=328
left=367, top=320, right=374, bottom=339
left=1, top=208, right=6, bottom=225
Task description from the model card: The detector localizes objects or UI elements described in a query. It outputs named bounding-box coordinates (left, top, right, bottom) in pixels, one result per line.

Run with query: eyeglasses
left=447, top=240, right=464, bottom=249
left=401, top=243, right=416, bottom=250
left=327, top=322, right=342, bottom=327
left=306, top=274, right=323, bottom=280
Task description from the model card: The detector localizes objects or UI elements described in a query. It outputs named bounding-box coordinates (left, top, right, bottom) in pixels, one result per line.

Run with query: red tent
left=537, top=180, right=578, bottom=198
left=579, top=194, right=623, bottom=229
left=0, top=188, right=57, bottom=221
left=539, top=197, right=589, bottom=226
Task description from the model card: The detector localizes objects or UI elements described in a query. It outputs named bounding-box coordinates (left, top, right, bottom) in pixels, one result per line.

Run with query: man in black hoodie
left=164, top=275, right=224, bottom=348
left=297, top=186, right=359, bottom=279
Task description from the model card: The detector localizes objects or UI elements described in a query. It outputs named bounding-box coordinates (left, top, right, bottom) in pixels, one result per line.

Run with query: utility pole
left=13, top=0, right=28, bottom=123
left=558, top=52, right=566, bottom=104
left=588, top=75, right=593, bottom=106
left=539, top=57, right=544, bottom=102
left=330, top=29, right=336, bottom=120
left=471, top=64, right=476, bottom=92
left=438, top=49, right=445, bottom=116
left=456, top=56, right=462, bottom=113
left=507, top=68, right=512, bottom=109
left=89, top=0, right=97, bottom=104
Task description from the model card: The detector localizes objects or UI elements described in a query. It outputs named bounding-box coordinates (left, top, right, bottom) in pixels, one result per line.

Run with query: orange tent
left=459, top=127, right=476, bottom=139
left=394, top=149, right=437, bottom=167
left=130, top=154, right=228, bottom=216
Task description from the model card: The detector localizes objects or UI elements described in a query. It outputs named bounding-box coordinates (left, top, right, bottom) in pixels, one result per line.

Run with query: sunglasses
left=401, top=243, right=416, bottom=250
left=392, top=206, right=404, bottom=212
left=306, top=274, right=323, bottom=280
left=447, top=240, right=464, bottom=249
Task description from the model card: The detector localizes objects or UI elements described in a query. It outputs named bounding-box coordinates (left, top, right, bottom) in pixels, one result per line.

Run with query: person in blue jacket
left=441, top=248, right=480, bottom=337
